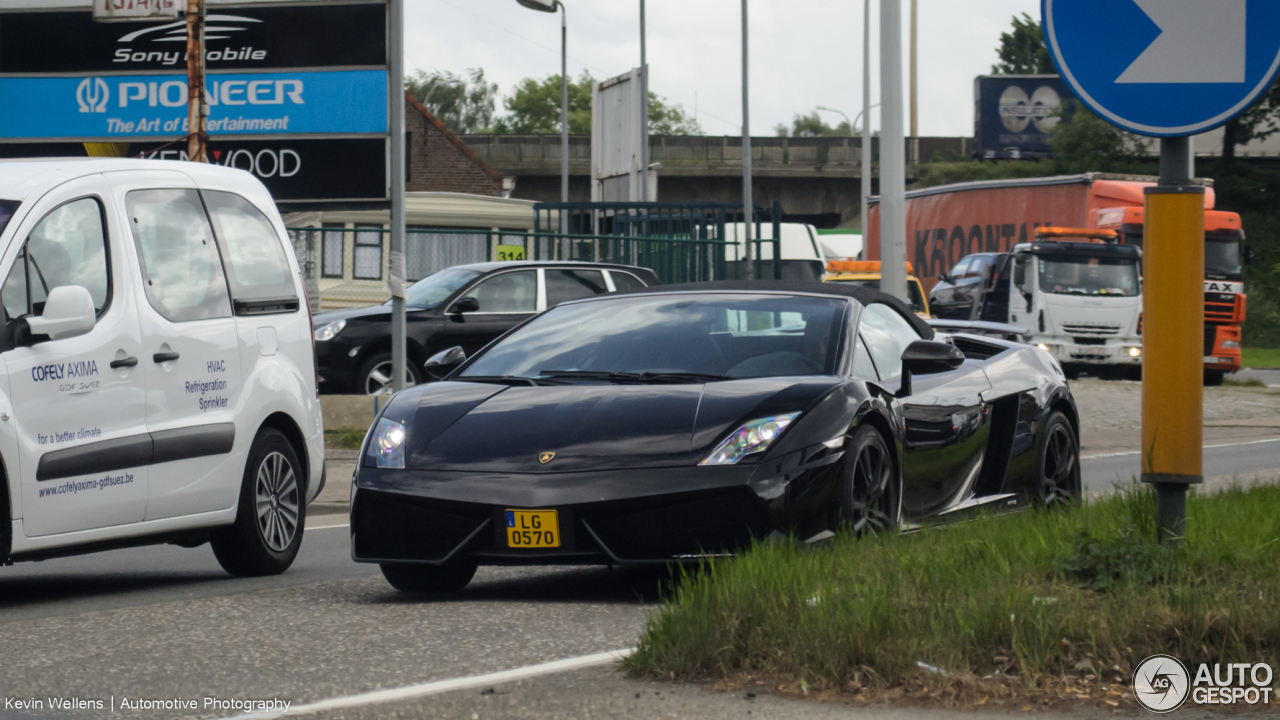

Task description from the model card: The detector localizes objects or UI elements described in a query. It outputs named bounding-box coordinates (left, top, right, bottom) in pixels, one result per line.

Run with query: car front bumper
left=1036, top=338, right=1142, bottom=366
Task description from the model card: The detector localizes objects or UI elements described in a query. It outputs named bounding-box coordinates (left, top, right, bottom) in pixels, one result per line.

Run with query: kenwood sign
left=0, top=1, right=389, bottom=204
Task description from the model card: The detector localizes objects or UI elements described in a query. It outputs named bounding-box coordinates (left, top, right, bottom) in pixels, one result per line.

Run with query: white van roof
left=722, top=222, right=824, bottom=262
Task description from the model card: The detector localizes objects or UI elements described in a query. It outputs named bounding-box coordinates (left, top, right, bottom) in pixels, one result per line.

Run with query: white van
left=722, top=222, right=827, bottom=282
left=0, top=159, right=323, bottom=576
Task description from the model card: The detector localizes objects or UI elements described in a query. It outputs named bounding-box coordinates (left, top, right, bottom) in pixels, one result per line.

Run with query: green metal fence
left=287, top=226, right=732, bottom=310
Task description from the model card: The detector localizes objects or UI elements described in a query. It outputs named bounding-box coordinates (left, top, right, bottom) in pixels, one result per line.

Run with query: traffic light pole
left=1141, top=136, right=1204, bottom=544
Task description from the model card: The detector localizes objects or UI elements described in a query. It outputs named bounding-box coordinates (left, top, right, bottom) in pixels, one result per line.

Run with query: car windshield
left=460, top=293, right=846, bottom=381
left=828, top=278, right=927, bottom=314
left=399, top=267, right=484, bottom=309
left=0, top=200, right=17, bottom=236
left=1205, top=235, right=1242, bottom=279
left=1036, top=254, right=1139, bottom=296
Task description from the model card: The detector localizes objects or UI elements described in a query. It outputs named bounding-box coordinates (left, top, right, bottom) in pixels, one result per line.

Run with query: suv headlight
left=700, top=413, right=800, bottom=466
left=314, top=318, right=346, bottom=342
left=368, top=417, right=406, bottom=468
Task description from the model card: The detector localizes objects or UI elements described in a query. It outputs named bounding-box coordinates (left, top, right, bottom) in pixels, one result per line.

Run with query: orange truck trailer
left=866, top=174, right=1251, bottom=376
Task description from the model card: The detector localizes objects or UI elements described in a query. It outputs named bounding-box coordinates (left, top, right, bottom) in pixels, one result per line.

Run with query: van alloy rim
left=255, top=451, right=299, bottom=552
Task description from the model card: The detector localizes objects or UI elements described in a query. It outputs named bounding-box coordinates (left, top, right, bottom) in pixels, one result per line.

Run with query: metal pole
left=741, top=0, right=753, bottom=279
left=560, top=2, right=569, bottom=223
left=909, top=0, right=918, bottom=139
left=1142, top=135, right=1203, bottom=545
left=185, top=0, right=206, bottom=162
left=878, top=0, right=906, bottom=301
left=861, top=0, right=872, bottom=245
left=389, top=0, right=407, bottom=393
left=640, top=0, right=648, bottom=201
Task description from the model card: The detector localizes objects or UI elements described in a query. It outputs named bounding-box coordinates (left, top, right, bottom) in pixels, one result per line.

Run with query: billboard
left=973, top=75, right=1071, bottom=159
left=0, top=2, right=388, bottom=204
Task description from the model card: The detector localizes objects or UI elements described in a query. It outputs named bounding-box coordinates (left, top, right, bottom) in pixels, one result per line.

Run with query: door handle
left=110, top=356, right=138, bottom=369
left=153, top=351, right=180, bottom=363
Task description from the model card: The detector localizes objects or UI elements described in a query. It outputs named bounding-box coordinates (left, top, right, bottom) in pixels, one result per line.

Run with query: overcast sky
left=405, top=0, right=1042, bottom=137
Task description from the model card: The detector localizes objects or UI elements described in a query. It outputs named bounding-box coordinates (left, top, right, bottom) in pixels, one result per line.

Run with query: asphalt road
left=2, top=436, right=1276, bottom=720
left=1082, top=436, right=1280, bottom=493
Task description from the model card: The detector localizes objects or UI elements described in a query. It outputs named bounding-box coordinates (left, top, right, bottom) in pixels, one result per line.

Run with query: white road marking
left=219, top=648, right=635, bottom=720
left=306, top=522, right=350, bottom=530
left=1083, top=437, right=1280, bottom=460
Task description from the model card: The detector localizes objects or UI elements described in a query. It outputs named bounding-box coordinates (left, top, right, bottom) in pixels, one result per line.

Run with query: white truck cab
left=974, top=234, right=1143, bottom=378
left=0, top=158, right=323, bottom=575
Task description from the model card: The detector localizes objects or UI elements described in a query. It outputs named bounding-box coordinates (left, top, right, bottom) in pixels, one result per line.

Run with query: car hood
left=313, top=304, right=392, bottom=324
left=398, top=377, right=843, bottom=473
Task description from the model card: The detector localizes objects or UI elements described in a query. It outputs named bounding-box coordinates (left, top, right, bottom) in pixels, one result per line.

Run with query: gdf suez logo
left=76, top=77, right=109, bottom=113
left=1133, top=655, right=1190, bottom=713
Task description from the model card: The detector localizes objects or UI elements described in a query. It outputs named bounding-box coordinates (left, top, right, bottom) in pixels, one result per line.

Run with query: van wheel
left=381, top=561, right=477, bottom=594
left=211, top=428, right=305, bottom=577
left=358, top=353, right=422, bottom=395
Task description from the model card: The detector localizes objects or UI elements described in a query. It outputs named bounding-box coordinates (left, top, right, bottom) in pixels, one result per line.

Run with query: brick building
left=405, top=94, right=505, bottom=196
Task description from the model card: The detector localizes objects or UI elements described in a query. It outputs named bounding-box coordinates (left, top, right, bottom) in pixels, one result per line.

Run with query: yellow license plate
left=505, top=509, right=560, bottom=548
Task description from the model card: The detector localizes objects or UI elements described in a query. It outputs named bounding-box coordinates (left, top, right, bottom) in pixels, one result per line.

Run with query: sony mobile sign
left=0, top=70, right=387, bottom=138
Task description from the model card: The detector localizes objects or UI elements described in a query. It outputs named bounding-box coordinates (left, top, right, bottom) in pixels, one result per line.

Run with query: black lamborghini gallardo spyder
left=350, top=282, right=1081, bottom=592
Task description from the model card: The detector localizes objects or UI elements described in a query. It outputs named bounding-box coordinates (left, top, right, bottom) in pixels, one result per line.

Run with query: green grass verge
left=1242, top=348, right=1280, bottom=368
left=625, top=483, right=1280, bottom=691
left=324, top=427, right=368, bottom=449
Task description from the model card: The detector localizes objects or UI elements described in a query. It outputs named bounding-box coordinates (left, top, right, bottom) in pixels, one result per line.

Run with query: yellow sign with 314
left=496, top=244, right=526, bottom=261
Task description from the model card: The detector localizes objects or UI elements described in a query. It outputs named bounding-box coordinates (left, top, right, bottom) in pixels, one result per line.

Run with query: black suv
left=313, top=261, right=660, bottom=394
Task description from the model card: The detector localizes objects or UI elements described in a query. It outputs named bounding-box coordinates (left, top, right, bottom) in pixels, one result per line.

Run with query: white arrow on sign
left=1117, top=0, right=1246, bottom=84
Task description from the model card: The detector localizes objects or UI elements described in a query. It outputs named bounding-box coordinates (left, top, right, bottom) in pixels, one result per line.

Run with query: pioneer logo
left=76, top=77, right=110, bottom=113
left=113, top=15, right=266, bottom=66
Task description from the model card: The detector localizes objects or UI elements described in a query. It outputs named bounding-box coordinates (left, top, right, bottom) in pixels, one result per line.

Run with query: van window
left=2, top=197, right=111, bottom=336
left=203, top=191, right=297, bottom=303
left=126, top=189, right=232, bottom=322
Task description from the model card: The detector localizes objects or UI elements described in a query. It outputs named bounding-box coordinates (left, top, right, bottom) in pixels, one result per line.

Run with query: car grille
left=1204, top=293, right=1237, bottom=323
left=352, top=490, right=490, bottom=562
left=1062, top=324, right=1121, bottom=336
left=1073, top=337, right=1106, bottom=346
left=579, top=488, right=773, bottom=561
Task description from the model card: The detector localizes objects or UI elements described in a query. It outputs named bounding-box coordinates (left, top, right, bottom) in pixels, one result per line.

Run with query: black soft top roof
left=613, top=280, right=934, bottom=339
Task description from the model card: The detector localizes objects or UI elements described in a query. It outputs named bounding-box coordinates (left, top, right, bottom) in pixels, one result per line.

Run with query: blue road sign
left=1043, top=0, right=1280, bottom=137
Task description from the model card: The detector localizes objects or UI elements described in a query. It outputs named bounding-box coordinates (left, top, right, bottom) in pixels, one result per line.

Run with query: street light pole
left=814, top=105, right=850, bottom=129
left=879, top=0, right=907, bottom=302
left=516, top=1, right=568, bottom=228
left=389, top=0, right=407, bottom=392
left=640, top=0, right=648, bottom=201
left=741, top=0, right=753, bottom=279
left=909, top=0, right=918, bottom=138
left=862, top=0, right=872, bottom=245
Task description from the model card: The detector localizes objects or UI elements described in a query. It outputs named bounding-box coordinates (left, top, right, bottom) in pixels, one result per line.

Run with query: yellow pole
left=1141, top=138, right=1204, bottom=542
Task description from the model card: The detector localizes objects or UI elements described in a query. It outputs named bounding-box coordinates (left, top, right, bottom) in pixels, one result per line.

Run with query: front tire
left=839, top=424, right=900, bottom=536
left=211, top=428, right=305, bottom=577
left=357, top=352, right=423, bottom=396
left=1035, top=411, right=1080, bottom=507
left=380, top=562, right=477, bottom=594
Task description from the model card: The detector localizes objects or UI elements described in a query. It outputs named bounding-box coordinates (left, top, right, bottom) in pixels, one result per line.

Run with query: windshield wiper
left=455, top=375, right=565, bottom=387
left=636, top=372, right=731, bottom=384
left=537, top=370, right=729, bottom=384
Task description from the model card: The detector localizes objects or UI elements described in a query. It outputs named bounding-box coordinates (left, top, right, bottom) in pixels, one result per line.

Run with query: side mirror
left=1244, top=245, right=1255, bottom=266
left=938, top=273, right=951, bottom=284
left=895, top=340, right=964, bottom=397
left=424, top=345, right=466, bottom=379
left=448, top=296, right=479, bottom=315
left=26, top=286, right=96, bottom=342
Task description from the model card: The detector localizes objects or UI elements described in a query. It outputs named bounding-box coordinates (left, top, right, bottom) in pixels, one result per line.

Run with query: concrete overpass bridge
left=459, top=134, right=970, bottom=228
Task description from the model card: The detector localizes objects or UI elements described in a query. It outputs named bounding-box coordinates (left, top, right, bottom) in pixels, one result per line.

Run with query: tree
left=1047, top=100, right=1151, bottom=173
left=774, top=112, right=851, bottom=137
left=991, top=13, right=1054, bottom=75
left=405, top=68, right=499, bottom=134
left=1222, top=79, right=1280, bottom=161
left=648, top=94, right=702, bottom=135
left=492, top=72, right=595, bottom=134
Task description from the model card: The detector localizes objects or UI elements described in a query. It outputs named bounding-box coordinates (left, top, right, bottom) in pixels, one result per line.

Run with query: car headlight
left=700, top=413, right=800, bottom=466
left=1222, top=340, right=1241, bottom=350
left=368, top=417, right=406, bottom=469
left=314, top=318, right=346, bottom=342
left=1127, top=346, right=1142, bottom=357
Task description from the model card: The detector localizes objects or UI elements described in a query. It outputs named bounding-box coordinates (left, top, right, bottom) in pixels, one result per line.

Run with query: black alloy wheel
left=839, top=424, right=900, bottom=536
left=1036, top=411, right=1081, bottom=507
left=358, top=352, right=423, bottom=395
left=380, top=561, right=478, bottom=594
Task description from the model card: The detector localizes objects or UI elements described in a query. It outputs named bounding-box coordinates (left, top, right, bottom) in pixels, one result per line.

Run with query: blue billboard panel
left=0, top=69, right=387, bottom=139
left=974, top=75, right=1072, bottom=159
